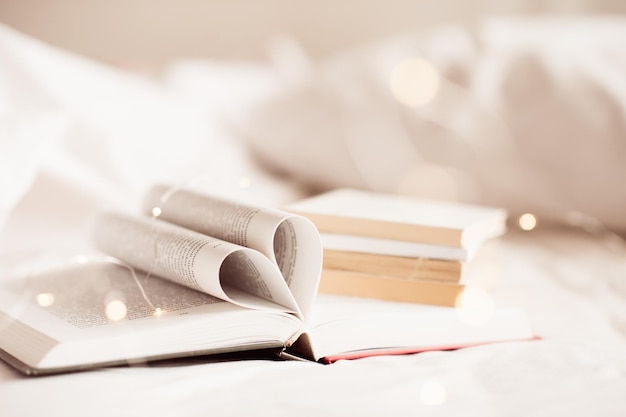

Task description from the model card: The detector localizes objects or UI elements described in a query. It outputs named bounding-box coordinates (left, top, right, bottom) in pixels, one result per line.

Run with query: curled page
left=92, top=213, right=300, bottom=315
left=142, top=185, right=322, bottom=318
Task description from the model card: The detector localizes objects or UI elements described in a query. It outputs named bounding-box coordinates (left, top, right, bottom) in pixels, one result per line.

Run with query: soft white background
left=1, top=0, right=624, bottom=65
left=1, top=2, right=626, bottom=416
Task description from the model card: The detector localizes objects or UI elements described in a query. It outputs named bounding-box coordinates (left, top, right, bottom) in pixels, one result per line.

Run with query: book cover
left=287, top=188, right=508, bottom=249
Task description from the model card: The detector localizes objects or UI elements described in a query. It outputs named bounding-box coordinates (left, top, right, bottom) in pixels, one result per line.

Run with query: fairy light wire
left=102, top=255, right=160, bottom=312
left=118, top=174, right=255, bottom=316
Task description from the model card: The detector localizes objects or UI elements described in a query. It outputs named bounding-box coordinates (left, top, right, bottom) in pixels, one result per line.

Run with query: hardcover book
left=287, top=188, right=508, bottom=259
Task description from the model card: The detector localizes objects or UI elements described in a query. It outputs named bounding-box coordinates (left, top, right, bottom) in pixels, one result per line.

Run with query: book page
left=92, top=213, right=299, bottom=315
left=4, top=261, right=224, bottom=329
left=142, top=185, right=322, bottom=318
left=300, top=296, right=534, bottom=361
left=0, top=262, right=304, bottom=371
left=320, top=233, right=472, bottom=261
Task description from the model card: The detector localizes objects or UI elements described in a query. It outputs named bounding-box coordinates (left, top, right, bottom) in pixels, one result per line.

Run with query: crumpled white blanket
left=0, top=24, right=303, bottom=268
left=2, top=17, right=625, bottom=266
left=240, top=17, right=626, bottom=231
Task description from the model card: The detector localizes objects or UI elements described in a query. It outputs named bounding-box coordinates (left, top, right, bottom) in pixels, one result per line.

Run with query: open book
left=0, top=186, right=534, bottom=375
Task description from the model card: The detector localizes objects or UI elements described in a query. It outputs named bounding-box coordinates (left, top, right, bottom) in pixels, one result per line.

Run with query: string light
left=36, top=293, right=55, bottom=307
left=105, top=299, right=128, bottom=321
left=518, top=213, right=537, bottom=231
left=103, top=256, right=161, bottom=314
left=20, top=174, right=262, bottom=322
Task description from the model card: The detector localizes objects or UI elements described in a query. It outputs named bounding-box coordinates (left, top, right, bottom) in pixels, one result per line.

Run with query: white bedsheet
left=2, top=229, right=626, bottom=416
left=1, top=22, right=626, bottom=416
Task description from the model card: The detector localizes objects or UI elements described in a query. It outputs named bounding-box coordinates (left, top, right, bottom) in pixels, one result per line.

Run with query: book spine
left=319, top=269, right=464, bottom=307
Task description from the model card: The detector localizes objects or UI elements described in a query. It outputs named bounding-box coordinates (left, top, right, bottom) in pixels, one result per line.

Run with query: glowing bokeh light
left=152, top=207, right=162, bottom=217
left=105, top=300, right=127, bottom=321
left=518, top=213, right=537, bottom=231
left=37, top=293, right=55, bottom=307
left=420, top=380, right=446, bottom=405
left=390, top=58, right=440, bottom=107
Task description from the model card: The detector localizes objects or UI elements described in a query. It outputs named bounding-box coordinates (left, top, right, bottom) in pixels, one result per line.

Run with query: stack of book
left=287, top=188, right=508, bottom=307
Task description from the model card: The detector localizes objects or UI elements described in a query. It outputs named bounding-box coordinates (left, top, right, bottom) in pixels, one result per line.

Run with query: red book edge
left=320, top=336, right=542, bottom=364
